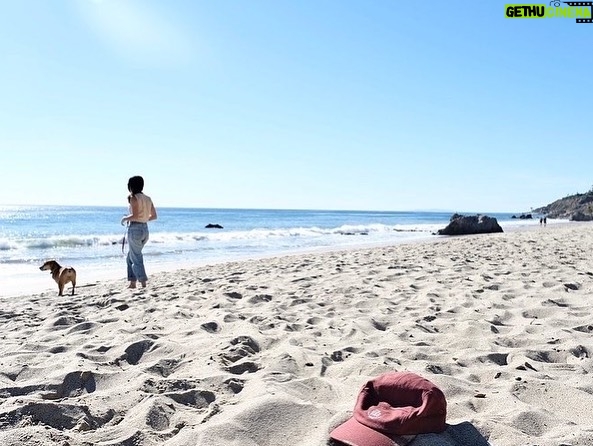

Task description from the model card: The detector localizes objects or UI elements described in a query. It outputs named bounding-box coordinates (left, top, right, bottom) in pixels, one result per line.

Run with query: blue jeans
left=126, top=222, right=149, bottom=282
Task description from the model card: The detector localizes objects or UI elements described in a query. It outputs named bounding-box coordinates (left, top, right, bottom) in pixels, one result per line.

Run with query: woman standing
left=121, top=176, right=158, bottom=288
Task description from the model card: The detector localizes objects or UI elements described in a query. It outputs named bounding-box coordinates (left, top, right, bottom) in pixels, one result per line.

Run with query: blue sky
left=0, top=1, right=591, bottom=212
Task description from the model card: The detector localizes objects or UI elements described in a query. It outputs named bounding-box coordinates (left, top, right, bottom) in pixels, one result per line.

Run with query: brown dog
left=39, top=260, right=76, bottom=296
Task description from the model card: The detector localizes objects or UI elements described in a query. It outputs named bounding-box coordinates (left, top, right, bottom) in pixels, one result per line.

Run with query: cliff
left=534, top=192, right=593, bottom=221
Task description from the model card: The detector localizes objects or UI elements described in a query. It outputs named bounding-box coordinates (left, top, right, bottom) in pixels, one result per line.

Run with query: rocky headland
left=534, top=190, right=593, bottom=221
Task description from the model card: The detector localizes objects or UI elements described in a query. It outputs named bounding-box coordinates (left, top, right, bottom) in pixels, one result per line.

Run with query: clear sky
left=0, top=1, right=591, bottom=212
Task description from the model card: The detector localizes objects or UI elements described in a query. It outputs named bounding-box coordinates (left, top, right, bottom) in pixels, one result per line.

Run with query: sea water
left=0, top=205, right=547, bottom=297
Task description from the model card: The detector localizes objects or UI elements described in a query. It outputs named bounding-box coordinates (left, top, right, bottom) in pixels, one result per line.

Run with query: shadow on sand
left=409, top=422, right=490, bottom=446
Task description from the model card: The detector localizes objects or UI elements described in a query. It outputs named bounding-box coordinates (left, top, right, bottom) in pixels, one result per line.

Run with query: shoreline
left=2, top=219, right=568, bottom=299
left=2, top=222, right=593, bottom=445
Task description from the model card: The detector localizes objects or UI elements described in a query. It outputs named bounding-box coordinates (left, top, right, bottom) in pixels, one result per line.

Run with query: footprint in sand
left=145, top=358, right=182, bottom=377
left=0, top=400, right=115, bottom=431
left=476, top=352, right=509, bottom=366
left=115, top=340, right=155, bottom=365
left=50, top=315, right=85, bottom=327
left=41, top=370, right=96, bottom=400
left=224, top=291, right=243, bottom=299
left=218, top=336, right=261, bottom=375
left=167, top=389, right=216, bottom=409
left=248, top=294, right=272, bottom=304
left=201, top=321, right=220, bottom=333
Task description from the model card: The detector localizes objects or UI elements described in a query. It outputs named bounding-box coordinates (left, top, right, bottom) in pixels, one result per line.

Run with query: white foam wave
left=0, top=238, right=18, bottom=251
left=0, top=223, right=439, bottom=252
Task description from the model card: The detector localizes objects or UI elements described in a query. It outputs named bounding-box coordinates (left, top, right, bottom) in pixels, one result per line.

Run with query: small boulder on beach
left=437, top=213, right=503, bottom=236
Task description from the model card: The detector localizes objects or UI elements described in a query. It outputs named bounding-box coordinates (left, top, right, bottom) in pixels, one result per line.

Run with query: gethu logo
left=505, top=2, right=593, bottom=22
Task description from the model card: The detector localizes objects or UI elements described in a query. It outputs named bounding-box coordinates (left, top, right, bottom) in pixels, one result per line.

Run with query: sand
left=1, top=223, right=593, bottom=446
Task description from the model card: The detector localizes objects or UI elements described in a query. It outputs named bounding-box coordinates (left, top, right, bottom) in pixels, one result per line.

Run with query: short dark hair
left=127, top=176, right=144, bottom=195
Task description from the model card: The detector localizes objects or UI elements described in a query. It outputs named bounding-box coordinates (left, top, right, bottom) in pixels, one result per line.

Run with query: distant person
left=543, top=216, right=547, bottom=226
left=121, top=176, right=158, bottom=289
left=539, top=217, right=543, bottom=226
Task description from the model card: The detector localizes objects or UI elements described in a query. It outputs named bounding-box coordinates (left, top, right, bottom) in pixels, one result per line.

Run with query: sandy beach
left=1, top=223, right=593, bottom=445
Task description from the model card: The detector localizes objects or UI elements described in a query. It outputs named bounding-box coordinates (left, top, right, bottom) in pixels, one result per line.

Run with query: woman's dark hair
left=127, top=176, right=145, bottom=195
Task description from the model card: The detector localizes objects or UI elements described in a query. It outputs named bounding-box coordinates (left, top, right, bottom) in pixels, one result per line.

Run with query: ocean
left=0, top=205, right=546, bottom=297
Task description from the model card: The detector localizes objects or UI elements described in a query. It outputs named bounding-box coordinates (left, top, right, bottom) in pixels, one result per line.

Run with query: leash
left=121, top=223, right=128, bottom=255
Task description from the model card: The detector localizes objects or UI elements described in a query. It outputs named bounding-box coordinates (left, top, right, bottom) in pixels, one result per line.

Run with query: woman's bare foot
left=140, top=281, right=147, bottom=288
left=128, top=281, right=137, bottom=289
